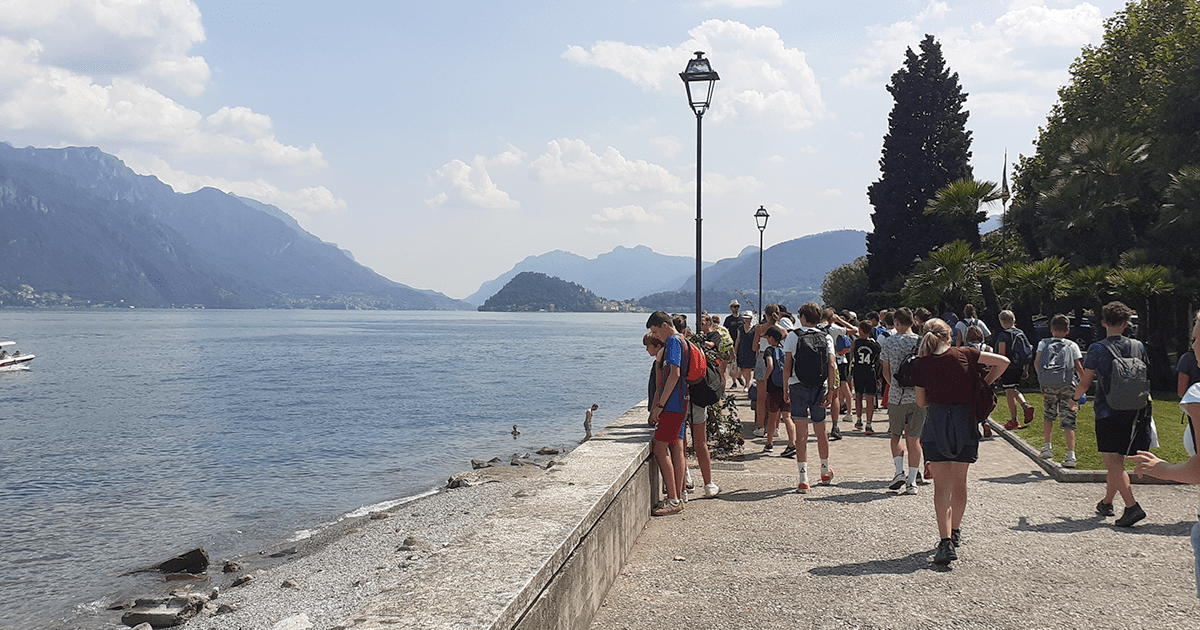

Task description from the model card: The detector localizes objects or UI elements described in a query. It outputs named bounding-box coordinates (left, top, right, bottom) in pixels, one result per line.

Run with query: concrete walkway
left=590, top=395, right=1200, bottom=630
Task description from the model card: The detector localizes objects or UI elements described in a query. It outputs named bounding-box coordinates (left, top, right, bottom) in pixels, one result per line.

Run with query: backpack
left=791, top=329, right=828, bottom=388
left=835, top=334, right=852, bottom=356
left=682, top=337, right=724, bottom=407
left=896, top=342, right=921, bottom=387
left=1100, top=338, right=1150, bottom=411
left=714, top=327, right=734, bottom=361
left=1002, top=327, right=1033, bottom=368
left=766, top=346, right=785, bottom=391
left=1037, top=338, right=1077, bottom=389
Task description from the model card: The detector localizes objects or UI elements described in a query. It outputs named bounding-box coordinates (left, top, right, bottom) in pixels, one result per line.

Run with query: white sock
left=1044, top=442, right=1052, bottom=449
left=908, top=466, right=919, bottom=484
left=820, top=458, right=829, bottom=474
left=798, top=461, right=808, bottom=483
left=893, top=456, right=904, bottom=476
left=1067, top=450, right=1076, bottom=458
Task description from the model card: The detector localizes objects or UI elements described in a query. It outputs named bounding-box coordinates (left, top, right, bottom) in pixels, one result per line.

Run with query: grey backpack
left=1101, top=339, right=1150, bottom=411
left=1037, top=339, right=1077, bottom=389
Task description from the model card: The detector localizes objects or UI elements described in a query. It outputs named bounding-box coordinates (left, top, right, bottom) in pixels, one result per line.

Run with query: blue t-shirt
left=1083, top=335, right=1149, bottom=419
left=658, top=335, right=688, bottom=413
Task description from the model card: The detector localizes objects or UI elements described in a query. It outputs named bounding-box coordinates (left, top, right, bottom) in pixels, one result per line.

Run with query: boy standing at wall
left=1035, top=314, right=1084, bottom=468
left=645, top=311, right=688, bottom=516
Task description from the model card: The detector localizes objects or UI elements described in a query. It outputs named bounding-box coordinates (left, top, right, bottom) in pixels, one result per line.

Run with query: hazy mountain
left=478, top=271, right=638, bottom=312
left=677, top=230, right=867, bottom=293
left=464, top=245, right=710, bottom=305
left=0, top=143, right=470, bottom=309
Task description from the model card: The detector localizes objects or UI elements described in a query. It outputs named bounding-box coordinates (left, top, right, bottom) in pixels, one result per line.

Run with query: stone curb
left=989, top=418, right=1179, bottom=484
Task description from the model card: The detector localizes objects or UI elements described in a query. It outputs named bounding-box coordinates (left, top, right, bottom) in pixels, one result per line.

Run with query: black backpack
left=791, top=329, right=828, bottom=388
left=682, top=338, right=724, bottom=407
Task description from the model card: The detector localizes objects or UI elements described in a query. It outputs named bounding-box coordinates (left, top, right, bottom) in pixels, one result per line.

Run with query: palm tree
left=992, top=258, right=1068, bottom=338
left=902, top=240, right=994, bottom=312
left=925, top=178, right=1003, bottom=249
left=1108, top=265, right=1174, bottom=339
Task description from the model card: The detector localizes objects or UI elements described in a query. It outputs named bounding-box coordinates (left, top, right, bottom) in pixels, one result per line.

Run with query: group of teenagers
left=643, top=298, right=1200, bottom=577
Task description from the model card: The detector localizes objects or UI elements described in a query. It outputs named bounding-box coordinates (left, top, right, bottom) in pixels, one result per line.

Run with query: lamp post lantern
left=680, top=51, right=719, bottom=328
left=755, top=205, right=769, bottom=315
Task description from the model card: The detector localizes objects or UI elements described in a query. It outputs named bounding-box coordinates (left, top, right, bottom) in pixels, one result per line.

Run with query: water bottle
left=1078, top=394, right=1087, bottom=405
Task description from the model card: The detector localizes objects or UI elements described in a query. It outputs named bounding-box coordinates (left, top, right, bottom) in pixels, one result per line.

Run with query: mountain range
left=0, top=143, right=468, bottom=309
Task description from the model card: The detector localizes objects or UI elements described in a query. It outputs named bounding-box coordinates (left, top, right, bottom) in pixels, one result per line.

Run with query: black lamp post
left=755, top=205, right=769, bottom=316
left=680, top=51, right=719, bottom=329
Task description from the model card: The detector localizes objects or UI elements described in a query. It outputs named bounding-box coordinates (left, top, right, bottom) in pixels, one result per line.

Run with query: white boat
left=0, top=341, right=34, bottom=371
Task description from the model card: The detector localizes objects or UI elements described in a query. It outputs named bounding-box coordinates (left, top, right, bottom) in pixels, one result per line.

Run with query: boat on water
left=0, top=341, right=34, bottom=371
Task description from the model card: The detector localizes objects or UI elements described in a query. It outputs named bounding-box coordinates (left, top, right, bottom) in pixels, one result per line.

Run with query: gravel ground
left=98, top=464, right=555, bottom=630
left=590, top=398, right=1200, bottom=630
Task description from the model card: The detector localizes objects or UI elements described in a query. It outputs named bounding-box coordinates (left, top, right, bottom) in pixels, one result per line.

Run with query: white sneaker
left=1039, top=444, right=1053, bottom=459
left=904, top=483, right=918, bottom=495
left=774, top=428, right=780, bottom=437
left=753, top=427, right=766, bottom=437
left=685, top=470, right=694, bottom=490
left=1063, top=453, right=1077, bottom=468
left=704, top=482, right=721, bottom=498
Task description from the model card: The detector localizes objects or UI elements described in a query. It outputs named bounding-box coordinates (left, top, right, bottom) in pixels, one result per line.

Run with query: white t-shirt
left=818, top=323, right=849, bottom=365
left=783, top=325, right=835, bottom=386
left=956, top=317, right=990, bottom=343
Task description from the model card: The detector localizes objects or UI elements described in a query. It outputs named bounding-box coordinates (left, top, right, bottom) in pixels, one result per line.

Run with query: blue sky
left=0, top=0, right=1128, bottom=298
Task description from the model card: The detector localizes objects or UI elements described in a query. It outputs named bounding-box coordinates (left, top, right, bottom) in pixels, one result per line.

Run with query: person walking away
left=911, top=318, right=1009, bottom=564
left=995, top=310, right=1036, bottom=429
left=818, top=308, right=855, bottom=440
left=725, top=301, right=744, bottom=385
left=1072, top=301, right=1153, bottom=527
left=879, top=307, right=926, bottom=494
left=1034, top=314, right=1084, bottom=467
left=710, top=315, right=735, bottom=388
left=783, top=302, right=837, bottom=493
left=1130, top=309, right=1200, bottom=598
left=584, top=403, right=599, bottom=441
left=954, top=304, right=989, bottom=348
left=851, top=321, right=882, bottom=434
left=752, top=305, right=782, bottom=437
left=762, top=326, right=797, bottom=458
left=645, top=311, right=689, bottom=516
left=964, top=325, right=995, bottom=437
left=736, top=312, right=756, bottom=394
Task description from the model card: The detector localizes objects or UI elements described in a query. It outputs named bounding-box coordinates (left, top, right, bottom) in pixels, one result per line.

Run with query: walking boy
left=1034, top=315, right=1084, bottom=467
left=879, top=307, right=925, bottom=494
left=995, top=310, right=1036, bottom=430
left=783, top=302, right=837, bottom=493
left=1072, top=301, right=1152, bottom=527
left=851, top=321, right=882, bottom=434
left=762, top=326, right=796, bottom=458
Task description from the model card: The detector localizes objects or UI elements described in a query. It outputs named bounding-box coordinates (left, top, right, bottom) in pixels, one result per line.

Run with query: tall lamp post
left=680, top=51, right=719, bottom=329
left=754, top=205, right=769, bottom=315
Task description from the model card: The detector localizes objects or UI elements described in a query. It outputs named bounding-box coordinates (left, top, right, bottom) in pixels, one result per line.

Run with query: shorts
left=852, top=369, right=878, bottom=395
left=754, top=353, right=767, bottom=381
left=837, top=362, right=849, bottom=383
left=920, top=403, right=979, bottom=463
left=654, top=410, right=686, bottom=443
left=766, top=389, right=785, bottom=413
left=1095, top=407, right=1151, bottom=455
left=888, top=402, right=926, bottom=437
left=789, top=383, right=827, bottom=423
left=689, top=403, right=707, bottom=425
left=999, top=367, right=1023, bottom=389
left=1041, top=386, right=1078, bottom=431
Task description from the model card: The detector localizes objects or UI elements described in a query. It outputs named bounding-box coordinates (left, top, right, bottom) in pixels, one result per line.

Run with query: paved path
left=590, top=395, right=1200, bottom=630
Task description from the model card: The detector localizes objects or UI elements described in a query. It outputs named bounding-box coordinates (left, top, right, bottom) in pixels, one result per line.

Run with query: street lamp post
left=755, top=205, right=769, bottom=316
left=680, top=51, right=719, bottom=330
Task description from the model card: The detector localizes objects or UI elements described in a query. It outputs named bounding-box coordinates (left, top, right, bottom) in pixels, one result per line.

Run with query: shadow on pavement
left=809, top=549, right=937, bottom=576
left=804, top=488, right=895, bottom=504
left=979, top=471, right=1051, bottom=484
left=716, top=487, right=798, bottom=502
left=1012, top=515, right=1194, bottom=536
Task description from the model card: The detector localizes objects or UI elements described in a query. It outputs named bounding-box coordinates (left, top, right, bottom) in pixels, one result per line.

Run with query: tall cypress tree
left=866, top=34, right=973, bottom=293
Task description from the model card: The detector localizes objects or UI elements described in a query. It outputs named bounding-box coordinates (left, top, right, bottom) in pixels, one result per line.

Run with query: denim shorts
left=789, top=383, right=827, bottom=423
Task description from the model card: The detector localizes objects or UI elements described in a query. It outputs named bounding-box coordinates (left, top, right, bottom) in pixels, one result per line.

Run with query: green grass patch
left=994, top=390, right=1189, bottom=471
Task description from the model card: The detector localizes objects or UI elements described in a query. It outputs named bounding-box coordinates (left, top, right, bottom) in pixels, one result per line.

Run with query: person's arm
left=651, top=363, right=680, bottom=423
left=996, top=338, right=1008, bottom=360
left=915, top=386, right=927, bottom=408
left=824, top=352, right=836, bottom=406
left=1033, top=350, right=1042, bottom=378
left=1070, top=368, right=1095, bottom=411
left=764, top=352, right=775, bottom=378
left=1131, top=403, right=1200, bottom=482
left=1180, top=372, right=1191, bottom=399
left=978, top=350, right=1009, bottom=386
left=1073, top=358, right=1085, bottom=383
left=782, top=351, right=793, bottom=402
left=880, top=359, right=892, bottom=387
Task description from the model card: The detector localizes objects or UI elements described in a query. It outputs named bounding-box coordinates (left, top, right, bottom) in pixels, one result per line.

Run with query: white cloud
left=564, top=20, right=824, bottom=130
left=586, top=226, right=620, bottom=236
left=996, top=2, right=1103, bottom=47
left=118, top=152, right=347, bottom=224
left=0, top=0, right=325, bottom=175
left=917, top=1, right=950, bottom=22
left=591, top=205, right=664, bottom=223
left=701, top=0, right=785, bottom=7
left=692, top=172, right=764, bottom=196
left=428, top=157, right=520, bottom=210
left=650, top=136, right=682, bottom=157
left=797, top=146, right=818, bottom=154
left=768, top=154, right=786, bottom=164
left=822, top=189, right=843, bottom=197
left=531, top=138, right=683, bottom=194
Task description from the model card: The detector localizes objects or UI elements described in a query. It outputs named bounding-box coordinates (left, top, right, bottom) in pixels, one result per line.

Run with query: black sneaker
left=829, top=425, right=843, bottom=441
left=1096, top=500, right=1115, bottom=517
left=780, top=445, right=796, bottom=459
left=950, top=529, right=961, bottom=548
left=888, top=472, right=906, bottom=490
left=762, top=443, right=774, bottom=453
left=933, top=538, right=957, bottom=565
left=1114, top=503, right=1146, bottom=528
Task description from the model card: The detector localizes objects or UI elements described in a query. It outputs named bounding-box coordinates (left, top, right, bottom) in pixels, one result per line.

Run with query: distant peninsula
left=478, top=272, right=644, bottom=312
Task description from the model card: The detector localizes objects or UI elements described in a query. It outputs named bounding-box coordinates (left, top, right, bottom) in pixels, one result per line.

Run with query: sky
left=0, top=0, right=1131, bottom=299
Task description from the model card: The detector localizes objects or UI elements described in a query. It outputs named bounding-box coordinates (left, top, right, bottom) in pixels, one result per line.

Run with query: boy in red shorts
left=646, top=311, right=689, bottom=516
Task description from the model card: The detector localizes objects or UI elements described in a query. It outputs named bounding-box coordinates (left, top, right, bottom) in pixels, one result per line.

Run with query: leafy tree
left=867, top=34, right=973, bottom=293
left=924, top=178, right=1002, bottom=249
left=821, top=256, right=869, bottom=313
left=901, top=240, right=992, bottom=312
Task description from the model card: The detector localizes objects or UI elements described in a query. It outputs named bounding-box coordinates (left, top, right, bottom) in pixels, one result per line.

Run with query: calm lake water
left=0, top=310, right=650, bottom=629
